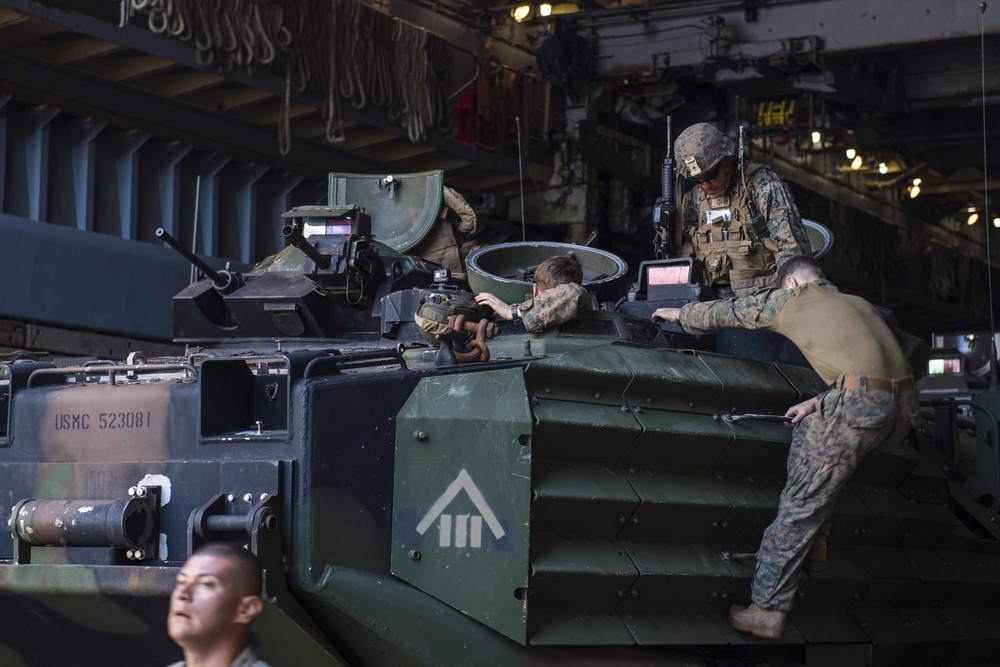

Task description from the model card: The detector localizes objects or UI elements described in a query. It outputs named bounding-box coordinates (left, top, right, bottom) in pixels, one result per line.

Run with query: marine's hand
left=785, top=397, right=819, bottom=427
left=652, top=307, right=682, bottom=323
left=475, top=293, right=513, bottom=321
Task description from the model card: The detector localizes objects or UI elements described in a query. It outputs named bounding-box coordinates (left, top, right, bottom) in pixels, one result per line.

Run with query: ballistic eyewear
left=687, top=163, right=723, bottom=184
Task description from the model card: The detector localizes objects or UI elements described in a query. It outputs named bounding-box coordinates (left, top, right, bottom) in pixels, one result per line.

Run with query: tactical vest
left=692, top=163, right=779, bottom=293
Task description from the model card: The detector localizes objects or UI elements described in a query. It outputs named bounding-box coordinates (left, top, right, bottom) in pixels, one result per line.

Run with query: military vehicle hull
left=1, top=320, right=999, bottom=667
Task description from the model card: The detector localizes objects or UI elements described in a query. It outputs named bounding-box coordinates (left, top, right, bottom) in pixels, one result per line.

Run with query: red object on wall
left=453, top=93, right=478, bottom=145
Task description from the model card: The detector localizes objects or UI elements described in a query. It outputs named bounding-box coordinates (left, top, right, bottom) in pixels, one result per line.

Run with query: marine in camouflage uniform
left=511, top=282, right=593, bottom=333
left=658, top=256, right=916, bottom=639
left=410, top=186, right=483, bottom=282
left=675, top=122, right=812, bottom=296
left=475, top=252, right=593, bottom=333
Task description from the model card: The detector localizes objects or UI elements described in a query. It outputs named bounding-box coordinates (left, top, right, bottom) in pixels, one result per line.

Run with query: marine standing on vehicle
left=675, top=122, right=813, bottom=296
left=652, top=256, right=918, bottom=639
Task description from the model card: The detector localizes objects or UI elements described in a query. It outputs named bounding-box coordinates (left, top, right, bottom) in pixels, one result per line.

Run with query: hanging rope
left=129, top=0, right=458, bottom=154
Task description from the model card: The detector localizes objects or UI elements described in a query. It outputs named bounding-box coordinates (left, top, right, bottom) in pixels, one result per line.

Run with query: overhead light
left=539, top=2, right=552, bottom=16
left=551, top=2, right=580, bottom=14
left=968, top=212, right=980, bottom=226
left=845, top=148, right=857, bottom=160
left=878, top=162, right=888, bottom=174
left=908, top=177, right=922, bottom=199
left=968, top=206, right=978, bottom=213
left=811, top=130, right=822, bottom=145
left=993, top=217, right=1000, bottom=228
left=511, top=4, right=531, bottom=21
left=851, top=155, right=863, bottom=170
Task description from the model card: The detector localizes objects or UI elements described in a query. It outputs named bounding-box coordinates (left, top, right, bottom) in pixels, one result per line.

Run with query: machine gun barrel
left=282, top=224, right=332, bottom=270
left=156, top=228, right=240, bottom=293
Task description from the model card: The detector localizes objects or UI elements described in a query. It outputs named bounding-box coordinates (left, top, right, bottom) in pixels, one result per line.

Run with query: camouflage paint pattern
left=752, top=385, right=919, bottom=611
left=516, top=283, right=593, bottom=333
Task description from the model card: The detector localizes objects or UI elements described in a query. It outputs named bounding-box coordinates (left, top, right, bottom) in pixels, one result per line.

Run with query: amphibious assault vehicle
left=1, top=170, right=999, bottom=667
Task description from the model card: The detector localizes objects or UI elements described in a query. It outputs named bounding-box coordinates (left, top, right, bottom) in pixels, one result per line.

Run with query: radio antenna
left=516, top=116, right=526, bottom=242
left=980, top=2, right=999, bottom=387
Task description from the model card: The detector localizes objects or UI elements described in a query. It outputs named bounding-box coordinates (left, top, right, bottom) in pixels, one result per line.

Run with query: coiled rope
left=129, top=0, right=454, bottom=154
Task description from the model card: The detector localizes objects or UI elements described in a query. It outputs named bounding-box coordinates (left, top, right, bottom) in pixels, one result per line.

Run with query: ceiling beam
left=0, top=53, right=386, bottom=181
left=0, top=0, right=529, bottom=178
left=762, top=148, right=1000, bottom=271
left=586, top=0, right=1000, bottom=78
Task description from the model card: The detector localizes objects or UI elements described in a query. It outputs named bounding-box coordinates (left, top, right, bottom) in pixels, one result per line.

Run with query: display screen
left=325, top=220, right=352, bottom=235
left=928, top=357, right=963, bottom=375
left=302, top=218, right=352, bottom=237
left=647, top=265, right=691, bottom=285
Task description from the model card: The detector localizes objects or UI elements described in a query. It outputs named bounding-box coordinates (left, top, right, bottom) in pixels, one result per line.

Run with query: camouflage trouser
left=751, top=382, right=918, bottom=611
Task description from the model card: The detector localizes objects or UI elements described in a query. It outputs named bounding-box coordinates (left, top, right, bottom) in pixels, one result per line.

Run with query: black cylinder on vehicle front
left=10, top=497, right=154, bottom=549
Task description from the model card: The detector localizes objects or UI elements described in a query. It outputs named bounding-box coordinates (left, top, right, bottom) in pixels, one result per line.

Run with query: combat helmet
left=674, top=122, right=734, bottom=179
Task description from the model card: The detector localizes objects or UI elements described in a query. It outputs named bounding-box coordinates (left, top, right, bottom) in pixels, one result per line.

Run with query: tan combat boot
left=728, top=603, right=787, bottom=639
left=803, top=532, right=828, bottom=572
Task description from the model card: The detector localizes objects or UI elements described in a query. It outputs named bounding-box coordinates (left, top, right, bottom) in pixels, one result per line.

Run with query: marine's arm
left=749, top=169, right=812, bottom=268
left=676, top=287, right=792, bottom=335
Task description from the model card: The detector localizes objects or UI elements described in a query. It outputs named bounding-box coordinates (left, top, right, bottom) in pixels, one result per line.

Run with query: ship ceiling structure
left=0, top=0, right=995, bottom=347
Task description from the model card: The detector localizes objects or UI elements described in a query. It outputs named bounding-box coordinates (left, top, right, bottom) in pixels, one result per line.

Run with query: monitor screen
left=928, top=357, right=963, bottom=375
left=647, top=264, right=691, bottom=285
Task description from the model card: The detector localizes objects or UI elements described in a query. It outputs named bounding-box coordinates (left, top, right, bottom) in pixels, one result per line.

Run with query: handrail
left=27, top=363, right=198, bottom=387
left=303, top=349, right=408, bottom=380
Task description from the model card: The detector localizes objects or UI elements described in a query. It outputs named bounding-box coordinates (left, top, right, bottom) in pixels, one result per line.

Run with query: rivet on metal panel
left=711, top=592, right=718, bottom=598
left=632, top=517, right=639, bottom=525
left=646, top=397, right=653, bottom=404
left=619, top=517, right=626, bottom=523
left=634, top=407, right=643, bottom=414
left=618, top=590, right=626, bottom=598
left=688, top=402, right=695, bottom=408
left=544, top=387, right=552, bottom=394
left=414, top=430, right=428, bottom=441
left=260, top=493, right=268, bottom=501
left=127, top=486, right=137, bottom=497
left=621, top=405, right=629, bottom=412
left=722, top=523, right=728, bottom=529
left=630, top=590, right=639, bottom=597
left=721, top=593, right=729, bottom=599
left=227, top=494, right=235, bottom=502
left=747, top=476, right=754, bottom=482
left=530, top=396, right=539, bottom=405
left=409, top=550, right=421, bottom=561
left=243, top=493, right=253, bottom=503
left=595, top=392, right=602, bottom=399
left=712, top=414, right=721, bottom=421
left=712, top=522, right=719, bottom=528
left=731, top=407, right=737, bottom=413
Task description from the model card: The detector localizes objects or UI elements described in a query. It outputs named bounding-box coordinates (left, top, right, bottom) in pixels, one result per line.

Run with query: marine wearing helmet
left=675, top=122, right=812, bottom=296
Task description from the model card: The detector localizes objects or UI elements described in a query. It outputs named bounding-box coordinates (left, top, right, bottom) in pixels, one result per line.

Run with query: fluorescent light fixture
left=851, top=155, right=862, bottom=170
left=511, top=4, right=531, bottom=20
left=845, top=148, right=856, bottom=159
left=908, top=177, right=921, bottom=199
left=811, top=130, right=821, bottom=145
left=539, top=3, right=552, bottom=16
left=878, top=162, right=888, bottom=174
left=968, top=212, right=980, bottom=225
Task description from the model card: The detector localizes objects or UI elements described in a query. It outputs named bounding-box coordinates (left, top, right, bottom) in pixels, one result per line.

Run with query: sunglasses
left=687, top=163, right=723, bottom=184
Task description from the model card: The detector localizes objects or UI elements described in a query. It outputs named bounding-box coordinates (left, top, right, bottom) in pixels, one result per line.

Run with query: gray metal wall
left=0, top=95, right=325, bottom=341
